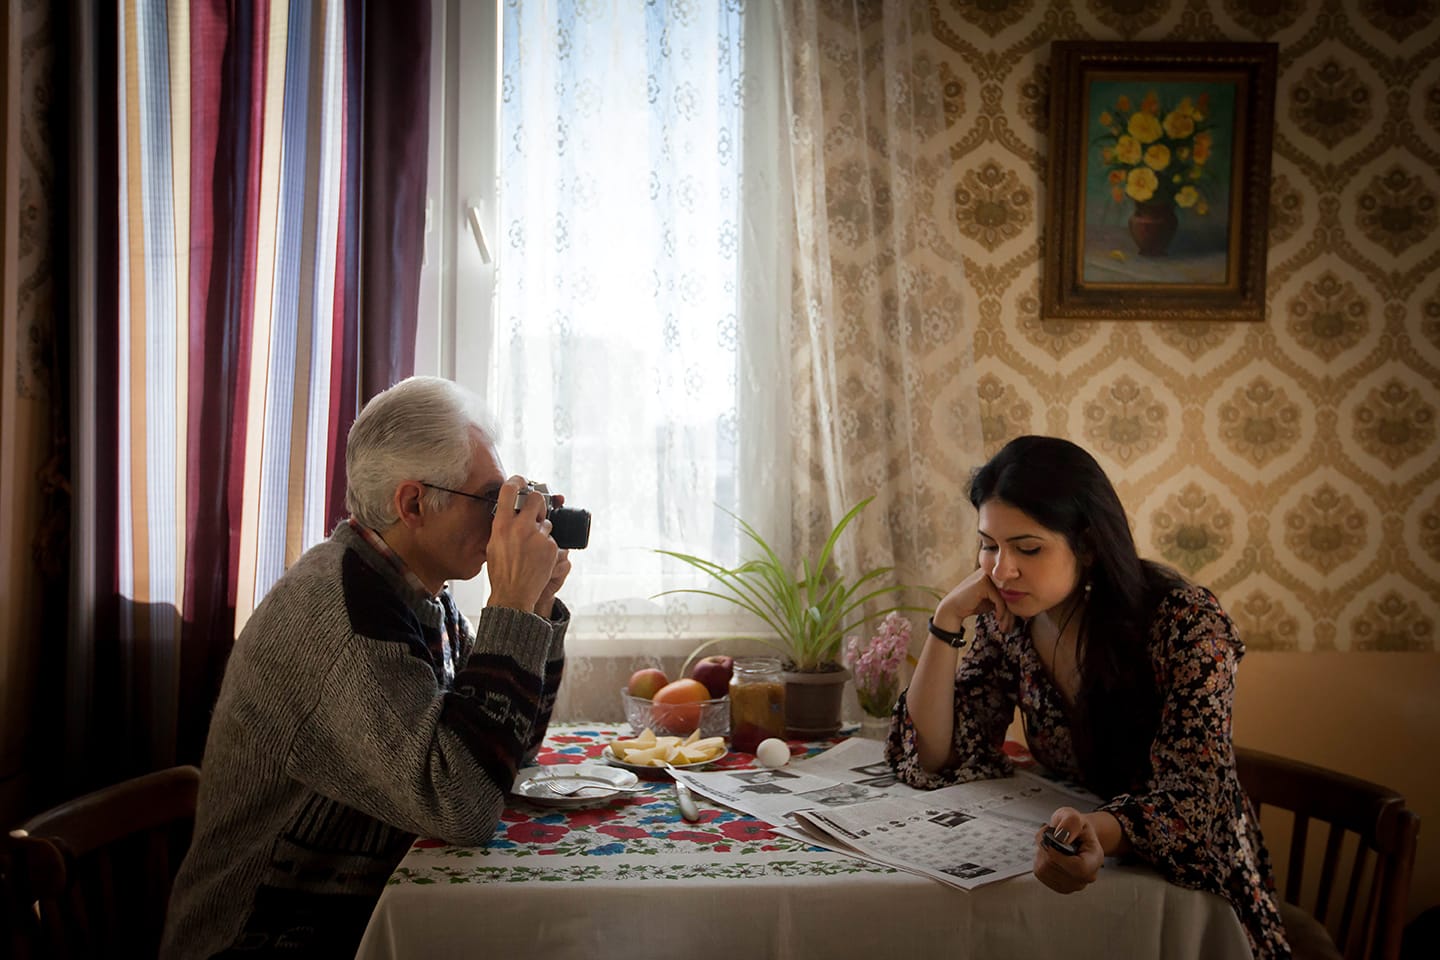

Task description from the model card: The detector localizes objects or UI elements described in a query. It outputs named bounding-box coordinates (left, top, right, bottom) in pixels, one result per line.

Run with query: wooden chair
left=1235, top=747, right=1420, bottom=960
left=1, top=765, right=201, bottom=959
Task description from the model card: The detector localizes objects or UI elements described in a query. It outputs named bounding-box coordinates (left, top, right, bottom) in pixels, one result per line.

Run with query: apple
left=626, top=667, right=669, bottom=701
left=650, top=678, right=710, bottom=735
left=690, top=654, right=734, bottom=699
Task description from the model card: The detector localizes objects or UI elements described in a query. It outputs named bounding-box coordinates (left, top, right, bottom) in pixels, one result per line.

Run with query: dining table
left=353, top=723, right=1253, bottom=960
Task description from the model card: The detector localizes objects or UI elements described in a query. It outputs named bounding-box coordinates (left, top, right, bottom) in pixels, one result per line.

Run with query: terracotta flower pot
left=1128, top=200, right=1178, bottom=257
left=782, top=665, right=851, bottom=738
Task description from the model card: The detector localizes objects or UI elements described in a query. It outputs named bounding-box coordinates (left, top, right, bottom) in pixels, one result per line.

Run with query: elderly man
left=162, top=377, right=571, bottom=959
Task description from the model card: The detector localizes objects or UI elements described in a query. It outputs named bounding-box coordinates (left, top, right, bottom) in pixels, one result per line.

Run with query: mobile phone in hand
left=1042, top=825, right=1079, bottom=857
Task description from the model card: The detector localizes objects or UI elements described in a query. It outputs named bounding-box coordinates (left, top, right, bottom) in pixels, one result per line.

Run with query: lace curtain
left=482, top=1, right=791, bottom=722
left=492, top=0, right=980, bottom=724
left=780, top=0, right=982, bottom=605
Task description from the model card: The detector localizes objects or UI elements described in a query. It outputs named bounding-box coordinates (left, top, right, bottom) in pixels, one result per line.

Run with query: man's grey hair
left=345, top=376, right=499, bottom=530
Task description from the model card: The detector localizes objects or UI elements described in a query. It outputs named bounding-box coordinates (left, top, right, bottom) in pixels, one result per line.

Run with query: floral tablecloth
left=355, top=725, right=1252, bottom=960
left=389, top=724, right=897, bottom=886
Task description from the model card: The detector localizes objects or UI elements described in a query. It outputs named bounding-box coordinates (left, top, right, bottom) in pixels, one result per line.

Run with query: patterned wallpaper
left=13, top=0, right=56, bottom=403
left=933, top=0, right=1440, bottom=652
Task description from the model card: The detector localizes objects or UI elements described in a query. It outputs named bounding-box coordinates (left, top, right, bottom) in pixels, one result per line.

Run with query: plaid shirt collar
left=346, top=517, right=457, bottom=684
left=346, top=517, right=437, bottom=598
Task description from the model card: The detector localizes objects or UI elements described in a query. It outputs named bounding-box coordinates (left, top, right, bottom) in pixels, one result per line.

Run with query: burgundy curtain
left=68, top=0, right=431, bottom=788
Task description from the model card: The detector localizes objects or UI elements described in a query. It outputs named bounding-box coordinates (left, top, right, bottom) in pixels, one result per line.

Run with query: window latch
left=467, top=203, right=492, bottom=264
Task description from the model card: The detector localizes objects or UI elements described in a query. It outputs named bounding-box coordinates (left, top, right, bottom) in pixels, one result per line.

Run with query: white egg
left=755, top=738, right=790, bottom=769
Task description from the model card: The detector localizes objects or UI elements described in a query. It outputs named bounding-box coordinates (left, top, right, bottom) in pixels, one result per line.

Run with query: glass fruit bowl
left=620, top=689, right=730, bottom=739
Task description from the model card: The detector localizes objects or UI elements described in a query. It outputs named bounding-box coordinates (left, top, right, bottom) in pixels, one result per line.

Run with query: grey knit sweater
left=160, top=522, right=566, bottom=959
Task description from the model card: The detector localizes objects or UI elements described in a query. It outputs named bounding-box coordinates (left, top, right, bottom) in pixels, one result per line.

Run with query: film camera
left=510, top=481, right=591, bottom=550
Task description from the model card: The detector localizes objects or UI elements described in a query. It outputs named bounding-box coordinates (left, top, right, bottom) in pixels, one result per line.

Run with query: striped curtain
left=69, top=0, right=430, bottom=785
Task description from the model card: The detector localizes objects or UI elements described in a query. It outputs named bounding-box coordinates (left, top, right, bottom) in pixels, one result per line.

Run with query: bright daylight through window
left=432, top=2, right=787, bottom=640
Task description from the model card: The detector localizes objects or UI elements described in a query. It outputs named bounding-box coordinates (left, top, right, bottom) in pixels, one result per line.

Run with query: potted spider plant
left=656, top=497, right=932, bottom=738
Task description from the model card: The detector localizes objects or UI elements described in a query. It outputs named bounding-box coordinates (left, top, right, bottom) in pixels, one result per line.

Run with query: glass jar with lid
left=729, top=657, right=786, bottom=754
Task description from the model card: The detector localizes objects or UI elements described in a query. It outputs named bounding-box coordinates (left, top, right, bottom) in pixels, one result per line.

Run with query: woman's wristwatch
left=927, top=616, right=967, bottom=649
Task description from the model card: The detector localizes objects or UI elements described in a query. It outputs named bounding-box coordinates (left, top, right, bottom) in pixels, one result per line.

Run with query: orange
left=650, top=678, right=709, bottom=735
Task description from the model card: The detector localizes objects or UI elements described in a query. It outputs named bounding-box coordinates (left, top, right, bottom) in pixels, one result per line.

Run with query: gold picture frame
left=1041, top=42, right=1279, bottom=322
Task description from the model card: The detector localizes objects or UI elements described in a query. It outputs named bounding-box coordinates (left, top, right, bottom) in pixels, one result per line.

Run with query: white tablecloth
left=355, top=725, right=1251, bottom=960
left=359, top=859, right=1249, bottom=960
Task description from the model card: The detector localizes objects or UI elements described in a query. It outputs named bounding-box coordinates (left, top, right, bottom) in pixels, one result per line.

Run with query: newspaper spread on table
left=671, top=737, right=1099, bottom=890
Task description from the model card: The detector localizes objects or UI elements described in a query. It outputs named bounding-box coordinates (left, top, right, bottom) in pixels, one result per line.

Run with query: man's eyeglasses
left=421, top=482, right=501, bottom=513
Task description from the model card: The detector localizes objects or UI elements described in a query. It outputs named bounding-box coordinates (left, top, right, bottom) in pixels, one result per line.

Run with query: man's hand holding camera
left=534, top=550, right=570, bottom=620
left=486, top=475, right=568, bottom=616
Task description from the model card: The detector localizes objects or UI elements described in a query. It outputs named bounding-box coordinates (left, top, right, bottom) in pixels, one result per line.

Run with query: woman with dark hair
left=886, top=435, right=1289, bottom=960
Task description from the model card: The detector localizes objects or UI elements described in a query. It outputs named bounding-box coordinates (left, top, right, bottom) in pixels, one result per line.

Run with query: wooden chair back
left=1, top=765, right=201, bottom=959
left=1235, top=747, right=1419, bottom=960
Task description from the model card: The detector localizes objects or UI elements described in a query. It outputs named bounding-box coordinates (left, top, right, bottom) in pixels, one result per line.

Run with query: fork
left=536, top=778, right=650, bottom=797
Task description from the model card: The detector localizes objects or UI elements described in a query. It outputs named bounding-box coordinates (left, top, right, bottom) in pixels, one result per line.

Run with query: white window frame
left=417, top=0, right=498, bottom=387
left=418, top=0, right=502, bottom=617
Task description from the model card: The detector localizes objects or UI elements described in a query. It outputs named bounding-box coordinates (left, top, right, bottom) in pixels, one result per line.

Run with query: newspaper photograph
left=672, top=737, right=1098, bottom=890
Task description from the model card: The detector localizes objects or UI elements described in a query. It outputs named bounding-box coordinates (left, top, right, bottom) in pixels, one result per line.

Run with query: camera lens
left=548, top=506, right=591, bottom=550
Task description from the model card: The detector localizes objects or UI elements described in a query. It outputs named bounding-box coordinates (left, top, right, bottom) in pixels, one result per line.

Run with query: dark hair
left=969, top=435, right=1181, bottom=798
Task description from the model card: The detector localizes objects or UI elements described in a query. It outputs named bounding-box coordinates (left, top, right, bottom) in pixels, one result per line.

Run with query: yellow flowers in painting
left=1096, top=90, right=1213, bottom=214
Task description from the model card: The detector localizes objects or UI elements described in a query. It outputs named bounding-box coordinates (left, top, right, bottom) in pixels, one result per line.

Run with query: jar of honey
left=729, top=657, right=786, bottom=754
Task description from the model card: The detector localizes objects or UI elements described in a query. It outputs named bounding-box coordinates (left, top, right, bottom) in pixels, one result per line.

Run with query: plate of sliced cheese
left=603, top=727, right=728, bottom=774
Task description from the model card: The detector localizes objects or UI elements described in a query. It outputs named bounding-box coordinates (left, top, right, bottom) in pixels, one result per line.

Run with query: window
left=423, top=1, right=788, bottom=646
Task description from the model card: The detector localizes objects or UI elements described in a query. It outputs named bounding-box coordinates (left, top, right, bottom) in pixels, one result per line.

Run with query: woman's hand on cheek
left=936, top=568, right=1015, bottom=634
left=1032, top=807, right=1104, bottom=894
left=988, top=578, right=1016, bottom=634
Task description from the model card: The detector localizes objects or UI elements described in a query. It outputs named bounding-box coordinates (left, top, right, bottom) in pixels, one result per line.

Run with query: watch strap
left=928, top=617, right=966, bottom=648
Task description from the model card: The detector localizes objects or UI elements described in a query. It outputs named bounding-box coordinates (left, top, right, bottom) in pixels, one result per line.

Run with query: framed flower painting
left=1041, top=42, right=1278, bottom=322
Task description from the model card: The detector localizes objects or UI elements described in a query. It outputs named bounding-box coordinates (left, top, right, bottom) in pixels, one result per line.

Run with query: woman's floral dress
left=885, top=583, right=1290, bottom=960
